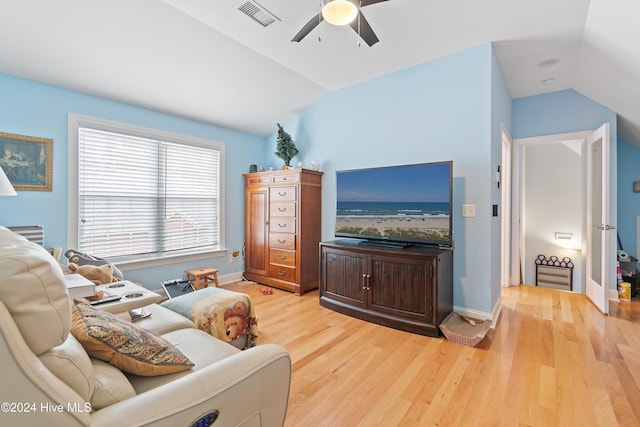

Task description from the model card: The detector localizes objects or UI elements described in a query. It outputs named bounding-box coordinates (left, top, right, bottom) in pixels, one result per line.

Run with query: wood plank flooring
left=223, top=282, right=640, bottom=427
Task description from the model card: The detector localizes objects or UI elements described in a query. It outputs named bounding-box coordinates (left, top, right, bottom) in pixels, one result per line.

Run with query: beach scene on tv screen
left=336, top=163, right=451, bottom=243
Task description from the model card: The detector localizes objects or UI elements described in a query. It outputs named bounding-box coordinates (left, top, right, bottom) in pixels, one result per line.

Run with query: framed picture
left=0, top=132, right=53, bottom=191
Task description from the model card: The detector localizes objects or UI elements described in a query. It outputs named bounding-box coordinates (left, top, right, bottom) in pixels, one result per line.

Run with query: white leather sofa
left=0, top=226, right=291, bottom=426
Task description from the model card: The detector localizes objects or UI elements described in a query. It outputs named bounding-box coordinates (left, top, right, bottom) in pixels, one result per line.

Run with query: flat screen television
left=335, top=161, right=452, bottom=248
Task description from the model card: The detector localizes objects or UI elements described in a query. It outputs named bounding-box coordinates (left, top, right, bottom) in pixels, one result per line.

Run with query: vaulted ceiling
left=1, top=0, right=638, bottom=144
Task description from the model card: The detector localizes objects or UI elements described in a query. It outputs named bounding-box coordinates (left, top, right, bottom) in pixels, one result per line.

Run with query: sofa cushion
left=131, top=303, right=196, bottom=335
left=126, top=327, right=239, bottom=394
left=70, top=301, right=194, bottom=376
left=0, top=226, right=71, bottom=355
left=90, top=359, right=136, bottom=409
left=38, top=334, right=94, bottom=401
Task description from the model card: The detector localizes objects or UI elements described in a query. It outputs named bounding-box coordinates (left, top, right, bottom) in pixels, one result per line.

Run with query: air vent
left=238, top=1, right=281, bottom=27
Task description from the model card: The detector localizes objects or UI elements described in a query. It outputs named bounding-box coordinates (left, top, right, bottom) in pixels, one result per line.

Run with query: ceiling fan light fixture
left=322, top=0, right=358, bottom=26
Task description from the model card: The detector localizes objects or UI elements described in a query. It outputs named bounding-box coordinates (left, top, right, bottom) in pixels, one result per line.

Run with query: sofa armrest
left=90, top=343, right=291, bottom=427
left=0, top=301, right=90, bottom=427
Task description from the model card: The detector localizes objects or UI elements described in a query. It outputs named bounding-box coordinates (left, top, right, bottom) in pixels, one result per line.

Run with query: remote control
left=89, top=295, right=122, bottom=305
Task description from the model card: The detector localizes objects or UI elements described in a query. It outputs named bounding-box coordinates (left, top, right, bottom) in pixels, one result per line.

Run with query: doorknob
left=595, top=224, right=616, bottom=230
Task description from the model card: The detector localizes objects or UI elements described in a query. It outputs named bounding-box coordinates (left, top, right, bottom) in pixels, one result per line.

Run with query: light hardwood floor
left=224, top=282, right=640, bottom=427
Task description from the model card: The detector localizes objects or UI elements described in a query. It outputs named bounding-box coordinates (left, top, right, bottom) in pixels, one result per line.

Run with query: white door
left=585, top=123, right=611, bottom=314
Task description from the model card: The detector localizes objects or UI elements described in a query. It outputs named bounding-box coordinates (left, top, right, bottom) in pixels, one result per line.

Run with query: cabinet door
left=245, top=186, right=269, bottom=276
left=321, top=247, right=367, bottom=308
left=368, top=255, right=434, bottom=324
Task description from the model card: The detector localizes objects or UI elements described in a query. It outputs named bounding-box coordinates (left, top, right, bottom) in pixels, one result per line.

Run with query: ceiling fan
left=292, top=0, right=391, bottom=47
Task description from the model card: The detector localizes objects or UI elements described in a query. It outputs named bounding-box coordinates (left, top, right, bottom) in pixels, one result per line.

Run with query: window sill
left=113, top=248, right=227, bottom=272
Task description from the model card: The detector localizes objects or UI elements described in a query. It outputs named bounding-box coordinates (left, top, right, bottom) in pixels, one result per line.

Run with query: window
left=68, top=114, right=225, bottom=266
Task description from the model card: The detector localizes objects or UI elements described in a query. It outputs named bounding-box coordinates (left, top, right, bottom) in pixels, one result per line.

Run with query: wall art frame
left=0, top=132, right=53, bottom=191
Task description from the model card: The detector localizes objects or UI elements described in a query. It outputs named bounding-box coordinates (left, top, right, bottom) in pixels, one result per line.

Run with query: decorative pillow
left=70, top=301, right=194, bottom=376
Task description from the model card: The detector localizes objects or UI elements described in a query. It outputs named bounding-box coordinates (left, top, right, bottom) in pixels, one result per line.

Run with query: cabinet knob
left=278, top=191, right=287, bottom=196
left=278, top=239, right=286, bottom=243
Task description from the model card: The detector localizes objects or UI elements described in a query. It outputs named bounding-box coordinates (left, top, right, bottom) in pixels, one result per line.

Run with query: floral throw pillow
left=71, top=301, right=194, bottom=376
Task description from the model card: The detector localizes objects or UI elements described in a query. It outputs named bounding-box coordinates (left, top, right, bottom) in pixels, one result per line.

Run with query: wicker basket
left=439, top=312, right=490, bottom=347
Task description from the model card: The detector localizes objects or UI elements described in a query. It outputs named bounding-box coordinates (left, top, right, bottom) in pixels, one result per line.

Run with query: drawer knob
left=278, top=239, right=286, bottom=243
left=278, top=223, right=286, bottom=227
left=278, top=207, right=286, bottom=212
left=278, top=191, right=287, bottom=196
left=277, top=255, right=286, bottom=260
left=277, top=270, right=286, bottom=276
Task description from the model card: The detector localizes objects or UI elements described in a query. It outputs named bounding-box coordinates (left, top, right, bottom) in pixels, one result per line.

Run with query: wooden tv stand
left=319, top=240, right=453, bottom=337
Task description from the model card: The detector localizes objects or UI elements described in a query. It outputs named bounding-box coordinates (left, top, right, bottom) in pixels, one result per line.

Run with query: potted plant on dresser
left=274, top=123, right=299, bottom=169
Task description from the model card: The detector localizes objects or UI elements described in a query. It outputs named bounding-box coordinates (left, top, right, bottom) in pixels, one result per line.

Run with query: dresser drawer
left=269, top=264, right=296, bottom=282
left=269, top=233, right=296, bottom=250
left=270, top=201, right=296, bottom=217
left=269, top=217, right=296, bottom=233
left=270, top=186, right=297, bottom=202
left=270, top=249, right=296, bottom=267
left=245, top=175, right=270, bottom=186
left=271, top=173, right=300, bottom=184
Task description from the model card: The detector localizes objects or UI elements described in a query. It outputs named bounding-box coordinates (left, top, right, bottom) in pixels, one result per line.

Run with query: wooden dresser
left=243, top=168, right=323, bottom=295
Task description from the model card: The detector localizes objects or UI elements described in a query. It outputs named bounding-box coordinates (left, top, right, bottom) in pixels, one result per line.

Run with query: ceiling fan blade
left=360, top=0, right=391, bottom=7
left=292, top=13, right=323, bottom=42
left=349, top=12, right=380, bottom=46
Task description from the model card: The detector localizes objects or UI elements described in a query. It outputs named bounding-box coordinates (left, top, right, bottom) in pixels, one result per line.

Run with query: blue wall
left=617, top=138, right=640, bottom=256
left=512, top=89, right=617, bottom=139
left=265, top=43, right=506, bottom=315
left=0, top=72, right=264, bottom=289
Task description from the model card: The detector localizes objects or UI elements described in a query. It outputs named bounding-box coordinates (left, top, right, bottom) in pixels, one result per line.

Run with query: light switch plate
left=461, top=204, right=476, bottom=218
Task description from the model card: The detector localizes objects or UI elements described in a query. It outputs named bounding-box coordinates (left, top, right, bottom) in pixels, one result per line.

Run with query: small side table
left=185, top=267, right=219, bottom=290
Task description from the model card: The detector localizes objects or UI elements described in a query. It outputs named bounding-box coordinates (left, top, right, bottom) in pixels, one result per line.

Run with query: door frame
left=500, top=126, right=514, bottom=286
left=506, top=130, right=591, bottom=291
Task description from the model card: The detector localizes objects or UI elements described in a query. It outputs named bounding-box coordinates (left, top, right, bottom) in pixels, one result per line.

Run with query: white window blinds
left=76, top=124, right=221, bottom=260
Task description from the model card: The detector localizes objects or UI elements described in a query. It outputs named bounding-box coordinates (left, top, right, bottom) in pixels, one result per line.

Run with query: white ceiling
left=1, top=0, right=639, bottom=144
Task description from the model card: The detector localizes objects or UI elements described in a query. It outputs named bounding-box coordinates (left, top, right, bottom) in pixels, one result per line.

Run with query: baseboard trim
left=490, top=298, right=502, bottom=329
left=453, top=306, right=493, bottom=322
left=609, top=288, right=620, bottom=302
left=220, top=271, right=244, bottom=285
